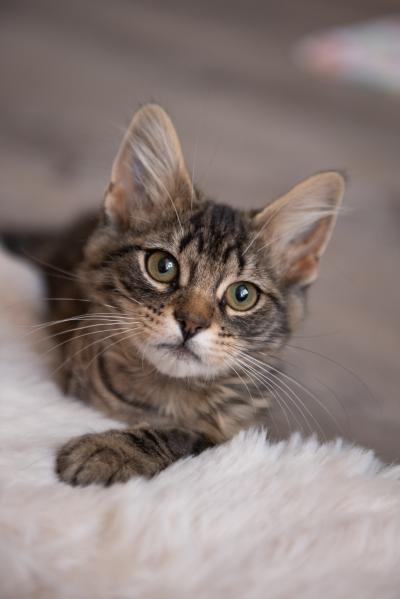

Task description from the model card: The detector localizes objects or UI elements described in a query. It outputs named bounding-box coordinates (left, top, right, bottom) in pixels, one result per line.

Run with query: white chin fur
left=142, top=347, right=220, bottom=378
left=137, top=325, right=227, bottom=379
left=139, top=344, right=223, bottom=379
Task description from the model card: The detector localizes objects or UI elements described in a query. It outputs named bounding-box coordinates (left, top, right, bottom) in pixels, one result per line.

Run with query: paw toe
left=56, top=434, right=127, bottom=486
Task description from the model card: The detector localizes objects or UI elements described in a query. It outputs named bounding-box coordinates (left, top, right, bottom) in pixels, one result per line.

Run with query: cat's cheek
left=130, top=310, right=179, bottom=348
left=148, top=314, right=182, bottom=345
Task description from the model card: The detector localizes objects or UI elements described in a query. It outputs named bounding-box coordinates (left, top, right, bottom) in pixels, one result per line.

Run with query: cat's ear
left=252, top=171, right=345, bottom=287
left=104, top=104, right=192, bottom=226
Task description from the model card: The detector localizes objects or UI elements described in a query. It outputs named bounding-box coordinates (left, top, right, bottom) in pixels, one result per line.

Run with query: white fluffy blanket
left=1, top=248, right=400, bottom=599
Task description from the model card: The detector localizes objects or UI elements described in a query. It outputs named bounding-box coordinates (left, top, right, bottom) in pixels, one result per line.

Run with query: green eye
left=225, top=282, right=259, bottom=311
left=146, top=250, right=178, bottom=284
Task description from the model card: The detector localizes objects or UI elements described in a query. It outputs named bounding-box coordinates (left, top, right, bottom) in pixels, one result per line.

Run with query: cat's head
left=82, top=104, right=344, bottom=379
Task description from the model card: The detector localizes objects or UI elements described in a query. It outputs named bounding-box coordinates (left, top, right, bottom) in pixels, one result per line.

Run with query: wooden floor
left=1, top=0, right=399, bottom=460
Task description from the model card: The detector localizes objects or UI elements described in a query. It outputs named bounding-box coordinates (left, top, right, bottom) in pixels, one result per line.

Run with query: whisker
left=228, top=357, right=280, bottom=437
left=235, top=354, right=304, bottom=435
left=231, top=343, right=318, bottom=432
left=40, top=325, right=140, bottom=362
left=268, top=352, right=350, bottom=427
left=15, top=320, right=142, bottom=357
left=247, top=368, right=314, bottom=437
left=49, top=326, right=140, bottom=378
left=286, top=343, right=376, bottom=406
left=20, top=250, right=82, bottom=281
left=236, top=349, right=338, bottom=438
left=42, top=297, right=91, bottom=303
left=27, top=312, right=137, bottom=333
left=227, top=360, right=256, bottom=403
left=85, top=328, right=142, bottom=370
left=40, top=272, right=81, bottom=284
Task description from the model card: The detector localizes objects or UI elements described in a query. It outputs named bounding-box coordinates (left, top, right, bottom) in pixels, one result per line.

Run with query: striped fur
left=3, top=104, right=345, bottom=485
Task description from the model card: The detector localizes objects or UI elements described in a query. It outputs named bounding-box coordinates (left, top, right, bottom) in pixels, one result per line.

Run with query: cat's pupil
left=158, top=257, right=173, bottom=274
left=235, top=285, right=249, bottom=302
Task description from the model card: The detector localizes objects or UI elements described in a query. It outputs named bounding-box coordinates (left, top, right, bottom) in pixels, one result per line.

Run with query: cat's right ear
left=252, top=171, right=345, bottom=287
left=104, top=104, right=192, bottom=228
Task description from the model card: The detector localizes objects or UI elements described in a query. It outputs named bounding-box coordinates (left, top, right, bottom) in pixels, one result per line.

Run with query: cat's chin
left=139, top=344, right=224, bottom=380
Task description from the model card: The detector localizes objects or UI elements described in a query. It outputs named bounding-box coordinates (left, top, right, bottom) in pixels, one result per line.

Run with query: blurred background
left=1, top=0, right=399, bottom=461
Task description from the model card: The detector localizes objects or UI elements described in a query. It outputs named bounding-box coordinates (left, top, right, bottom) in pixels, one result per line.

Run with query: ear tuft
left=252, top=171, right=345, bottom=287
left=105, top=104, right=191, bottom=227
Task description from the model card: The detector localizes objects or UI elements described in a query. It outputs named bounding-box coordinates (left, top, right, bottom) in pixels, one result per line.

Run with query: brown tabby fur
left=2, top=104, right=345, bottom=486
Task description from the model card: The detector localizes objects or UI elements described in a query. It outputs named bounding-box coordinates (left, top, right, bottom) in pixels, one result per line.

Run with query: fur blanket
left=1, top=248, right=400, bottom=599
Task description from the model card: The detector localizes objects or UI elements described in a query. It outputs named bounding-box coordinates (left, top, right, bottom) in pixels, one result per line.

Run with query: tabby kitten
left=5, top=104, right=345, bottom=486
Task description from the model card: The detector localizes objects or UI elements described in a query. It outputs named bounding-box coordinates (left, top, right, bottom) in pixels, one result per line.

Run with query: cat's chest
left=69, top=348, right=267, bottom=442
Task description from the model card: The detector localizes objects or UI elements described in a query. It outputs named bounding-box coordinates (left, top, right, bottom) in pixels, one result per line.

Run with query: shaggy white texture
left=1, top=248, right=400, bottom=599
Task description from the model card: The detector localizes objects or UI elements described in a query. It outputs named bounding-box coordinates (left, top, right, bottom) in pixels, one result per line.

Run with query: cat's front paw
left=56, top=430, right=149, bottom=486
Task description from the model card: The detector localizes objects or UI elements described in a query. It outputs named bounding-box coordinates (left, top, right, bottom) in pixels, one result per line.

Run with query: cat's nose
left=174, top=309, right=210, bottom=342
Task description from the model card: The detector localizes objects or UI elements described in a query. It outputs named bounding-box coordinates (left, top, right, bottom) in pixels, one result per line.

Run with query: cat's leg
left=56, top=428, right=213, bottom=486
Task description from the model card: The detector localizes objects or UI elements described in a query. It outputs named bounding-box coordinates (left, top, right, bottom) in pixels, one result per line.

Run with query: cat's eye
left=146, top=250, right=178, bottom=284
left=224, top=282, right=259, bottom=311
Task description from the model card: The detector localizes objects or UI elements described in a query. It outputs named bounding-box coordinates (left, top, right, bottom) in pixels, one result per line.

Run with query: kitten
left=3, top=104, right=345, bottom=486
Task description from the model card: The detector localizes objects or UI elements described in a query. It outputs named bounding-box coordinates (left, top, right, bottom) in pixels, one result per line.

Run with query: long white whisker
left=239, top=354, right=322, bottom=432
left=28, top=312, right=138, bottom=332
left=33, top=319, right=142, bottom=346
left=229, top=358, right=280, bottom=437
left=42, top=298, right=116, bottom=311
left=235, top=355, right=302, bottom=434
left=19, top=251, right=82, bottom=281
left=236, top=350, right=332, bottom=438
left=268, top=352, right=350, bottom=426
left=85, top=328, right=143, bottom=370
left=50, top=326, right=141, bottom=377
left=286, top=343, right=375, bottom=406
left=232, top=344, right=318, bottom=432
left=42, top=325, right=141, bottom=360
left=227, top=361, right=256, bottom=403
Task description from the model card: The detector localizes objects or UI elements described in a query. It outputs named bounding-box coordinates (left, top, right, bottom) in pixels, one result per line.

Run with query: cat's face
left=85, top=200, right=289, bottom=379
left=83, top=104, right=344, bottom=380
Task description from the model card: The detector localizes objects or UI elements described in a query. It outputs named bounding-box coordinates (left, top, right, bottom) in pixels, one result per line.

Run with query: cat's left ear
left=252, top=171, right=345, bottom=287
left=104, top=103, right=192, bottom=227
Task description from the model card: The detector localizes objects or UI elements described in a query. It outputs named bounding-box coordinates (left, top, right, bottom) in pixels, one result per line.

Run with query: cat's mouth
left=140, top=332, right=224, bottom=379
left=138, top=338, right=220, bottom=379
left=156, top=342, right=201, bottom=362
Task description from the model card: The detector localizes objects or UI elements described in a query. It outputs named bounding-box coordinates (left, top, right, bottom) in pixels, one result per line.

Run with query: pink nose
left=174, top=309, right=210, bottom=341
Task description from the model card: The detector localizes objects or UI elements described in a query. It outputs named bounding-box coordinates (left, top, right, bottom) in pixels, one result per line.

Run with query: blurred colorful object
left=297, top=17, right=400, bottom=93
